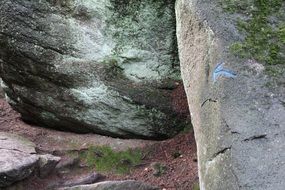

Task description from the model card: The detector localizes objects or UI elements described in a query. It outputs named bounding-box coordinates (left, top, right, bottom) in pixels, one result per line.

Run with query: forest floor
left=0, top=98, right=198, bottom=190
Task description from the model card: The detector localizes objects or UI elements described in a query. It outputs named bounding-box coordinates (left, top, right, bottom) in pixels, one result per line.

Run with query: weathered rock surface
left=176, top=0, right=285, bottom=190
left=0, top=132, right=62, bottom=187
left=58, top=180, right=159, bottom=190
left=54, top=172, right=105, bottom=188
left=0, top=133, right=39, bottom=187
left=0, top=132, right=36, bottom=154
left=0, top=0, right=187, bottom=139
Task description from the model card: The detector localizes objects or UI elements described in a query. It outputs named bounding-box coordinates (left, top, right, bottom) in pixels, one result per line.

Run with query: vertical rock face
left=0, top=0, right=188, bottom=139
left=176, top=0, right=285, bottom=190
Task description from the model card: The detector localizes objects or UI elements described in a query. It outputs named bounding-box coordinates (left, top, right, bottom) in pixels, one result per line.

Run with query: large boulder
left=176, top=0, right=285, bottom=190
left=0, top=0, right=188, bottom=139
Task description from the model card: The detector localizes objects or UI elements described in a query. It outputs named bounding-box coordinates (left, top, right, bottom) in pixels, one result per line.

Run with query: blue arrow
left=213, top=62, right=237, bottom=82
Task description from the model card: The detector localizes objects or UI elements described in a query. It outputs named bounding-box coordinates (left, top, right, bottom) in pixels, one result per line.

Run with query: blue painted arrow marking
left=213, top=62, right=237, bottom=82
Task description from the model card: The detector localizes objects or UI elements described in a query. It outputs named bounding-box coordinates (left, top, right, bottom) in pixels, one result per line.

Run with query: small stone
left=60, top=172, right=105, bottom=188
left=55, top=156, right=80, bottom=171
left=57, top=180, right=159, bottom=190
left=151, top=162, right=168, bottom=177
left=38, top=154, right=61, bottom=178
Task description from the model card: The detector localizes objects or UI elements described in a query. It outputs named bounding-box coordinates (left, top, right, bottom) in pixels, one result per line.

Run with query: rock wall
left=0, top=0, right=189, bottom=139
left=176, top=0, right=285, bottom=189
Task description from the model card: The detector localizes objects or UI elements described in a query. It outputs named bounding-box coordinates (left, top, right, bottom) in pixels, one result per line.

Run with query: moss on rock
left=220, top=0, right=285, bottom=65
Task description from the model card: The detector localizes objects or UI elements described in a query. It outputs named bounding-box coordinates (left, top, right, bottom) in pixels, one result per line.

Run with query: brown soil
left=109, top=133, right=198, bottom=190
left=171, top=83, right=190, bottom=118
left=0, top=99, right=198, bottom=190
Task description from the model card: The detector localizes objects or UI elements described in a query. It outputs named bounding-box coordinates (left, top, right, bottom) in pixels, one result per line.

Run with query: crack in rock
left=201, top=98, right=217, bottom=107
left=243, top=134, right=267, bottom=142
left=210, top=146, right=232, bottom=161
left=0, top=147, right=33, bottom=154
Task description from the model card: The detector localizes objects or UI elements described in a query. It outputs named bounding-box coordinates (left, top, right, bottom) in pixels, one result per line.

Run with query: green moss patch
left=220, top=0, right=285, bottom=65
left=265, top=65, right=285, bottom=77
left=79, top=146, right=142, bottom=174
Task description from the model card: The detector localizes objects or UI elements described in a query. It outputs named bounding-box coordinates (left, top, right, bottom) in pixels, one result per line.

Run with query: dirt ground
left=0, top=98, right=198, bottom=190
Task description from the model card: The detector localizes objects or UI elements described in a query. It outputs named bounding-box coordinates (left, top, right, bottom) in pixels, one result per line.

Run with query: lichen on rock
left=0, top=0, right=187, bottom=139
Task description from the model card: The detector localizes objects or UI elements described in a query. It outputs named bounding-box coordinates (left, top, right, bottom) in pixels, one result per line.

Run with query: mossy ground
left=79, top=146, right=142, bottom=174
left=220, top=0, right=285, bottom=65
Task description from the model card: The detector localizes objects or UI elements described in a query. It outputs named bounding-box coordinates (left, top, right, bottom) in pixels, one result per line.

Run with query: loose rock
left=0, top=133, right=39, bottom=187
left=38, top=154, right=61, bottom=178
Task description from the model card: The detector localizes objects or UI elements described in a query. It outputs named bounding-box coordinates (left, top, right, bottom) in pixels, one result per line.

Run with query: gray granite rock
left=0, top=132, right=36, bottom=154
left=38, top=154, right=61, bottom=178
left=0, top=0, right=187, bottom=139
left=0, top=133, right=39, bottom=187
left=0, top=150, right=39, bottom=188
left=176, top=0, right=285, bottom=190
